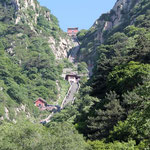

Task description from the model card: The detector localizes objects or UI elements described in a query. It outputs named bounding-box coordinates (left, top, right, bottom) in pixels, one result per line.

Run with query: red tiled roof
left=67, top=27, right=78, bottom=30
left=34, top=97, right=47, bottom=104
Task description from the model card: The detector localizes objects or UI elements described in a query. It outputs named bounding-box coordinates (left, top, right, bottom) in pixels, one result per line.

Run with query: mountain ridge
left=1, top=0, right=150, bottom=149
left=0, top=0, right=74, bottom=59
left=0, top=0, right=74, bottom=121
left=77, top=0, right=141, bottom=64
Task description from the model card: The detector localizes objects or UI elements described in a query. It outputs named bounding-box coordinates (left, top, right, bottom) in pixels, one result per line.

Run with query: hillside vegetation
left=1, top=0, right=150, bottom=149
left=0, top=0, right=72, bottom=120
left=53, top=0, right=150, bottom=149
left=0, top=0, right=90, bottom=149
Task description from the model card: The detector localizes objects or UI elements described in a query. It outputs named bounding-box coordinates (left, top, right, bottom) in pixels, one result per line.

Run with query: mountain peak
left=77, top=0, right=142, bottom=63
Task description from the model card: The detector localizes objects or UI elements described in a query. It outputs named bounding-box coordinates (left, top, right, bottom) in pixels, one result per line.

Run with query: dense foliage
left=55, top=0, right=150, bottom=149
left=1, top=0, right=150, bottom=149
left=0, top=0, right=91, bottom=149
left=0, top=120, right=89, bottom=150
left=0, top=0, right=69, bottom=119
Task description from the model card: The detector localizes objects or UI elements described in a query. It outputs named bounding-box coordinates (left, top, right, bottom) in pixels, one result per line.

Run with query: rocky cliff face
left=0, top=0, right=74, bottom=120
left=49, top=36, right=73, bottom=59
left=1, top=0, right=73, bottom=59
left=78, top=0, right=140, bottom=63
left=92, top=0, right=140, bottom=44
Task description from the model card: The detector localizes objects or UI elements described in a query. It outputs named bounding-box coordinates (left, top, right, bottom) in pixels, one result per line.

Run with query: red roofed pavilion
left=67, top=28, right=78, bottom=37
left=34, top=98, right=47, bottom=108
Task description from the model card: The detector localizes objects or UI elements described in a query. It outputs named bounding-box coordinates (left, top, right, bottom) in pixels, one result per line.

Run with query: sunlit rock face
left=2, top=0, right=74, bottom=59
left=93, top=0, right=140, bottom=44
left=77, top=0, right=140, bottom=66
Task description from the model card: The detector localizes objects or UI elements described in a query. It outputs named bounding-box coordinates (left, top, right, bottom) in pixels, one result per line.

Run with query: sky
left=38, top=0, right=117, bottom=32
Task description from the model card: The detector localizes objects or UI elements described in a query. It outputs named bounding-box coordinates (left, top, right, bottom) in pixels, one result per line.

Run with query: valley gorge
left=0, top=0, right=150, bottom=149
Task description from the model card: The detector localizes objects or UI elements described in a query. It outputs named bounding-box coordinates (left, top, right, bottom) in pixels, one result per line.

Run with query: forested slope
left=1, top=0, right=150, bottom=149
left=0, top=1, right=91, bottom=149
left=77, top=0, right=150, bottom=148
left=0, top=0, right=73, bottom=121
left=52, top=0, right=150, bottom=149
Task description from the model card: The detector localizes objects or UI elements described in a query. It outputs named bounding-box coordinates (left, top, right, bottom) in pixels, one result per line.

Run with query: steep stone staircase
left=40, top=37, right=80, bottom=124
left=61, top=82, right=79, bottom=109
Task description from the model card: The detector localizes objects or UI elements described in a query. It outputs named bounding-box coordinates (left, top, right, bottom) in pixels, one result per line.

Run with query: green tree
left=107, top=61, right=150, bottom=94
left=87, top=91, right=124, bottom=140
left=129, top=34, right=150, bottom=63
left=77, top=29, right=88, bottom=41
left=78, top=62, right=88, bottom=74
left=0, top=41, right=4, bottom=55
left=87, top=140, right=136, bottom=150
left=0, top=120, right=89, bottom=150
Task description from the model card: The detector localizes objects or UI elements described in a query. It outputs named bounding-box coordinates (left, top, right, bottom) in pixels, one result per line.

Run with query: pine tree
left=87, top=91, right=125, bottom=140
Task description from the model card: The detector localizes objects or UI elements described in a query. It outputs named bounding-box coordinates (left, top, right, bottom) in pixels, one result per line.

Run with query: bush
left=107, top=61, right=150, bottom=94
left=0, top=120, right=89, bottom=150
left=7, top=83, right=27, bottom=103
left=88, top=140, right=136, bottom=150
left=77, top=62, right=88, bottom=74
left=77, top=29, right=88, bottom=41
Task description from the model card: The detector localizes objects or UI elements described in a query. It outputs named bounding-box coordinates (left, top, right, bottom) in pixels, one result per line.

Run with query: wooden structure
left=34, top=98, right=60, bottom=112
left=67, top=28, right=78, bottom=37
left=34, top=98, right=47, bottom=108
left=65, top=74, right=80, bottom=83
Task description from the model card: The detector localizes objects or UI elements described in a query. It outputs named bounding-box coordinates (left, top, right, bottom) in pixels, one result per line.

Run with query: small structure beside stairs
left=65, top=74, right=80, bottom=83
left=34, top=98, right=60, bottom=112
left=34, top=98, right=47, bottom=108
